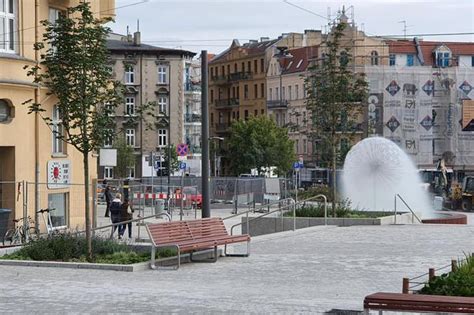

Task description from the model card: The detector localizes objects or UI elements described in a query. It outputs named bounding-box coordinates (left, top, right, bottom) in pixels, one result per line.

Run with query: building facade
left=0, top=0, right=114, bottom=232
left=103, top=33, right=199, bottom=179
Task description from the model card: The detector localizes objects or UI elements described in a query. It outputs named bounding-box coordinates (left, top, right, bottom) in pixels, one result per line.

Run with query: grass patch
left=284, top=199, right=392, bottom=218
left=0, top=234, right=175, bottom=264
left=419, top=254, right=474, bottom=297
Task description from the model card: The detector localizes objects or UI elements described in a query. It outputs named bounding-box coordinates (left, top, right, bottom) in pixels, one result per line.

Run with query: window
left=125, top=97, right=135, bottom=116
left=303, top=139, right=307, bottom=153
left=234, top=63, right=237, bottom=72
left=241, top=62, right=245, bottom=72
left=244, top=85, right=248, bottom=99
left=227, top=64, right=230, bottom=75
left=126, top=129, right=135, bottom=147
left=0, top=0, right=16, bottom=53
left=48, top=193, right=68, bottom=228
left=158, top=65, right=167, bottom=84
left=127, top=166, right=135, bottom=179
left=407, top=54, right=414, bottom=67
left=269, top=88, right=273, bottom=101
left=254, top=84, right=258, bottom=99
left=261, top=109, right=264, bottom=115
left=104, top=167, right=114, bottom=179
left=275, top=87, right=279, bottom=100
left=260, top=59, right=264, bottom=73
left=295, top=140, right=299, bottom=153
left=158, top=129, right=167, bottom=147
left=221, top=65, right=225, bottom=76
left=210, top=67, right=214, bottom=78
left=52, top=105, right=64, bottom=154
left=236, top=86, right=240, bottom=99
left=370, top=51, right=379, bottom=66
left=244, top=110, right=248, bottom=120
left=210, top=90, right=214, bottom=103
left=0, top=99, right=11, bottom=122
left=340, top=51, right=349, bottom=66
left=247, top=61, right=251, bottom=73
left=389, top=54, right=396, bottom=66
left=288, top=86, right=292, bottom=100
left=158, top=97, right=167, bottom=114
left=124, top=65, right=135, bottom=84
left=261, top=83, right=265, bottom=98
left=254, top=60, right=258, bottom=73
left=282, top=87, right=286, bottom=100
left=436, top=51, right=450, bottom=67
left=295, top=85, right=299, bottom=99
left=254, top=109, right=258, bottom=116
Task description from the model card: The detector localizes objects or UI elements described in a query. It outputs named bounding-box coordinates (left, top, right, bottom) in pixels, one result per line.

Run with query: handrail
left=394, top=194, right=422, bottom=224
left=226, top=194, right=328, bottom=235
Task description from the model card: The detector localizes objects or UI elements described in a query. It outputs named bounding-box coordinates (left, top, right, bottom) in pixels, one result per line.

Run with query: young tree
left=113, top=137, right=136, bottom=179
left=225, top=116, right=295, bottom=176
left=25, top=3, right=121, bottom=260
left=305, top=21, right=368, bottom=216
left=162, top=144, right=179, bottom=175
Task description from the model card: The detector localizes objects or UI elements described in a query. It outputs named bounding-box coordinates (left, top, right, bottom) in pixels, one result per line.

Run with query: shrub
left=284, top=199, right=391, bottom=218
left=297, top=185, right=334, bottom=202
left=0, top=233, right=176, bottom=264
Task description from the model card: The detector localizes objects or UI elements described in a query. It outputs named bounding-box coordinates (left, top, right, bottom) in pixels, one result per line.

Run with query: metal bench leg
left=190, top=246, right=218, bottom=263
left=225, top=241, right=250, bottom=257
left=150, top=245, right=180, bottom=270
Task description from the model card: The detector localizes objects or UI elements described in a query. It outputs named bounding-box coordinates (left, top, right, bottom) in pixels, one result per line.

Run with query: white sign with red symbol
left=47, top=160, right=71, bottom=189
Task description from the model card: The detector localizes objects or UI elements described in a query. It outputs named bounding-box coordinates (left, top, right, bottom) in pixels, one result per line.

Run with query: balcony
left=210, top=75, right=229, bottom=85
left=266, top=100, right=289, bottom=109
left=215, top=98, right=239, bottom=108
left=228, top=71, right=253, bottom=82
left=184, top=113, right=201, bottom=123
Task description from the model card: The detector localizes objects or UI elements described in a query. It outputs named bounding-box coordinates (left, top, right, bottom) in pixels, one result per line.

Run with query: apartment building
left=0, top=0, right=114, bottom=232
left=103, top=32, right=198, bottom=179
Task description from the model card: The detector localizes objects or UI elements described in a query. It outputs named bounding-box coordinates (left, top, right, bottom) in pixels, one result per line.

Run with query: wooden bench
left=146, top=217, right=250, bottom=269
left=364, top=292, right=474, bottom=313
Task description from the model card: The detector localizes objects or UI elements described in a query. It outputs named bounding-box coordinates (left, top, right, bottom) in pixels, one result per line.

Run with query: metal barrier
left=394, top=194, right=422, bottom=224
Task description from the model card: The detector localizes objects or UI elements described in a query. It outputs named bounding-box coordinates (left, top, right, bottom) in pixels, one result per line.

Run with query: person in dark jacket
left=109, top=193, right=123, bottom=238
left=104, top=180, right=113, bottom=218
left=119, top=198, right=134, bottom=239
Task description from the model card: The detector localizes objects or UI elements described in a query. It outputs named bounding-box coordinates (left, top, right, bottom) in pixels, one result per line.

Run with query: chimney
left=133, top=31, right=141, bottom=46
left=260, top=37, right=270, bottom=42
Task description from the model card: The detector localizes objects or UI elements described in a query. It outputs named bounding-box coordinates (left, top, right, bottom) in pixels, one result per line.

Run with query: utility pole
left=201, top=51, right=210, bottom=218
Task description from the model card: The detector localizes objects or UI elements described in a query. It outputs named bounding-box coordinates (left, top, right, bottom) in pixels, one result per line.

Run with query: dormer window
left=434, top=46, right=451, bottom=68
left=370, top=51, right=379, bottom=66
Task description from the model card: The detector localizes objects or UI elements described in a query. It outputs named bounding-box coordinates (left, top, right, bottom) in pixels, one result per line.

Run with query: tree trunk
left=83, top=152, right=92, bottom=261
left=332, top=145, right=337, bottom=217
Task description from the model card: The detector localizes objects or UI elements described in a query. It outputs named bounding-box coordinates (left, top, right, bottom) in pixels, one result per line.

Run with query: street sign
left=176, top=143, right=188, bottom=157
left=179, top=162, right=187, bottom=170
left=153, top=160, right=160, bottom=170
left=293, top=162, right=300, bottom=169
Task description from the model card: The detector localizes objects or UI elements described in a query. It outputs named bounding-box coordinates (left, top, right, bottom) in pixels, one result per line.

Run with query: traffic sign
left=153, top=160, right=160, bottom=170
left=293, top=162, right=300, bottom=169
left=177, top=143, right=188, bottom=157
left=179, top=162, right=187, bottom=170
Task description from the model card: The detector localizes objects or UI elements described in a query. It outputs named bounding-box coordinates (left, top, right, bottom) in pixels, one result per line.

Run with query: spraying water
left=342, top=137, right=432, bottom=218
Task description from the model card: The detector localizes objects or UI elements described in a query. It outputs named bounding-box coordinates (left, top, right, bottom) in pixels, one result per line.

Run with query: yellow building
left=0, top=0, right=114, bottom=233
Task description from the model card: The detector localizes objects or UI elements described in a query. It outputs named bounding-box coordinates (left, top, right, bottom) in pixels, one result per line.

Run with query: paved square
left=0, top=214, right=472, bottom=313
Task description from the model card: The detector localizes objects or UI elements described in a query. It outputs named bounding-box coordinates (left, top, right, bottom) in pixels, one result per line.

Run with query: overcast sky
left=109, top=0, right=474, bottom=55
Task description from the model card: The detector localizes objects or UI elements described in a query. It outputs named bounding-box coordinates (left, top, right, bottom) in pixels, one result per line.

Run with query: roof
left=210, top=38, right=279, bottom=64
left=280, top=45, right=319, bottom=74
left=387, top=39, right=474, bottom=66
left=106, top=39, right=196, bottom=57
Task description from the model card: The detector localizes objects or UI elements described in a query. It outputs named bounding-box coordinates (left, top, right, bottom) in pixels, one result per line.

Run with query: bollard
left=402, top=278, right=409, bottom=294
left=451, top=259, right=458, bottom=272
left=429, top=268, right=435, bottom=281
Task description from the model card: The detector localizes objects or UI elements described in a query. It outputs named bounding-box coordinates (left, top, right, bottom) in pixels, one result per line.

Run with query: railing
left=394, top=194, right=422, bottom=224
left=215, top=98, right=239, bottom=108
left=225, top=194, right=329, bottom=236
left=210, top=75, right=229, bottom=85
left=184, top=113, right=201, bottom=123
left=266, top=100, right=289, bottom=108
left=228, top=71, right=252, bottom=82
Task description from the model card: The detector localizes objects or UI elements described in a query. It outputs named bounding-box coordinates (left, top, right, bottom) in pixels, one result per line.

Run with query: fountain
left=342, top=137, right=433, bottom=218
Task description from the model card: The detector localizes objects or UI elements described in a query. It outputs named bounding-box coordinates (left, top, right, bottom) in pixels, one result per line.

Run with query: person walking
left=109, top=193, right=123, bottom=238
left=104, top=180, right=113, bottom=218
left=119, top=198, right=134, bottom=239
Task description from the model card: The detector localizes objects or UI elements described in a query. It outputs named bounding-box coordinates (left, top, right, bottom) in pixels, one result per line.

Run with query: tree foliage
left=305, top=21, right=368, bottom=214
left=113, top=137, right=135, bottom=179
left=225, top=116, right=295, bottom=176
left=24, top=3, right=121, bottom=260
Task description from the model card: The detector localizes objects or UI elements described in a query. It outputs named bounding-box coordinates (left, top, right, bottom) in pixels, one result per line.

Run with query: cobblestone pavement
left=0, top=214, right=472, bottom=314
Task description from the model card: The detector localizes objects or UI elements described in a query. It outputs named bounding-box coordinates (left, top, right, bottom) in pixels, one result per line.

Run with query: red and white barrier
left=133, top=193, right=186, bottom=200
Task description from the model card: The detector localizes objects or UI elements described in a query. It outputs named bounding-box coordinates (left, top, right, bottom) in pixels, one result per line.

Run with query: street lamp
left=273, top=47, right=293, bottom=109
left=209, top=136, right=224, bottom=177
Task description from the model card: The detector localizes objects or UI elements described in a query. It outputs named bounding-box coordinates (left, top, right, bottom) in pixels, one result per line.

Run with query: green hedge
left=419, top=255, right=474, bottom=297
left=284, top=199, right=392, bottom=218
left=0, top=234, right=175, bottom=264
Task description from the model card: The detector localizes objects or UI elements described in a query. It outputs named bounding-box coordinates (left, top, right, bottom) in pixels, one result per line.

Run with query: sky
left=109, top=0, right=474, bottom=55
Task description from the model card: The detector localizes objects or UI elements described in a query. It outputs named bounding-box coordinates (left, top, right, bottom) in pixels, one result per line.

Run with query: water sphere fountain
left=342, top=137, right=432, bottom=218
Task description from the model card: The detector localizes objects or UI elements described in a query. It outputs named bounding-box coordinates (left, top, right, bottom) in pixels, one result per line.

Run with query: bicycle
left=3, top=216, right=38, bottom=246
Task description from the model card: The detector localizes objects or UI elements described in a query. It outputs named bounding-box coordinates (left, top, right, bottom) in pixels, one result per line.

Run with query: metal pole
left=201, top=50, right=210, bottom=218
left=180, top=170, right=184, bottom=221
left=151, top=152, right=154, bottom=207
left=394, top=194, right=397, bottom=224
left=167, top=63, right=172, bottom=209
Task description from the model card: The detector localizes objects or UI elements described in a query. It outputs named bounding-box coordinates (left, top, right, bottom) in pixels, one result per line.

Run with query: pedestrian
left=109, top=192, right=123, bottom=238
left=119, top=198, right=134, bottom=239
left=104, top=180, right=113, bottom=218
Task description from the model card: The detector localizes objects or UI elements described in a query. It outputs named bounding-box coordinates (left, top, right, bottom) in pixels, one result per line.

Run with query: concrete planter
left=242, top=213, right=415, bottom=236
left=0, top=244, right=222, bottom=272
